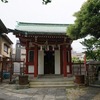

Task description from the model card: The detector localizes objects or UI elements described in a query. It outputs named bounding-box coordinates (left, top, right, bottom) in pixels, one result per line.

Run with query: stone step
left=29, top=77, right=75, bottom=82
left=29, top=78, right=75, bottom=88
left=29, top=81, right=74, bottom=85
left=29, top=84, right=75, bottom=88
left=29, top=75, right=75, bottom=88
left=28, top=75, right=74, bottom=81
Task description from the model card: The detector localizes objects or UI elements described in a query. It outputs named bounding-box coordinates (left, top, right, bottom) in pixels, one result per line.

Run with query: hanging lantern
left=29, top=41, right=34, bottom=47
left=52, top=45, right=54, bottom=51
left=58, top=45, right=60, bottom=50
left=40, top=45, right=43, bottom=51
left=46, top=46, right=49, bottom=51
left=54, top=44, right=58, bottom=50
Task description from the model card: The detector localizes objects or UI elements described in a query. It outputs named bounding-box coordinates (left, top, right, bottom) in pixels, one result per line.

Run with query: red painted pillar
left=63, top=45, right=67, bottom=77
left=25, top=41, right=29, bottom=74
left=34, top=45, right=38, bottom=77
left=69, top=48, right=72, bottom=74
left=60, top=46, right=63, bottom=74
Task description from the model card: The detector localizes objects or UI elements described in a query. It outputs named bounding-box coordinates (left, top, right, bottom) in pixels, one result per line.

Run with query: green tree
left=1, top=0, right=8, bottom=3
left=72, top=57, right=81, bottom=63
left=42, top=0, right=51, bottom=4
left=80, top=37, right=100, bottom=61
left=67, top=0, right=100, bottom=39
left=1, top=0, right=51, bottom=4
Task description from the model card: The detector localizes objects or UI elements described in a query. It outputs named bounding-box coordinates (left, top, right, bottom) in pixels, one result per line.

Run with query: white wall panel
left=38, top=51, right=44, bottom=75
left=55, top=50, right=60, bottom=74
left=28, top=65, right=34, bottom=73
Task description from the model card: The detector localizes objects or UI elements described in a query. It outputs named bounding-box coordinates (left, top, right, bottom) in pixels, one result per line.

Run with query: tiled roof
left=15, top=22, right=69, bottom=34
left=0, top=19, right=8, bottom=34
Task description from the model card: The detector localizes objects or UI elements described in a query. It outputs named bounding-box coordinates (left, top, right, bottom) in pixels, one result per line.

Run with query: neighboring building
left=0, top=34, right=13, bottom=72
left=12, top=40, right=26, bottom=61
left=13, top=22, right=72, bottom=77
left=0, top=19, right=8, bottom=34
left=12, top=40, right=26, bottom=74
left=72, top=50, right=84, bottom=61
left=0, top=19, right=8, bottom=60
left=0, top=20, right=13, bottom=72
left=0, top=34, right=13, bottom=59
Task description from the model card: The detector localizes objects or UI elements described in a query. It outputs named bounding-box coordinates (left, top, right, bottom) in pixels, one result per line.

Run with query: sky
left=0, top=0, right=87, bottom=52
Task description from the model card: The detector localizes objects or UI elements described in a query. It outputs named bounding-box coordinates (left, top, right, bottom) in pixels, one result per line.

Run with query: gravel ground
left=66, top=87, right=100, bottom=100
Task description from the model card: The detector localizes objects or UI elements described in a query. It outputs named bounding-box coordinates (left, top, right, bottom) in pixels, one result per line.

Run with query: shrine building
left=13, top=22, right=72, bottom=77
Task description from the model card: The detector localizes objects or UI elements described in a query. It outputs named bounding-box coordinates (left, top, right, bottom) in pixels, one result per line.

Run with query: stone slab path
left=0, top=87, right=66, bottom=100
left=0, top=83, right=100, bottom=100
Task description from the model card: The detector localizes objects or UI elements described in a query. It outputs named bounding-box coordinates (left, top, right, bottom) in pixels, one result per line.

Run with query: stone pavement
left=0, top=83, right=67, bottom=100
left=0, top=83, right=100, bottom=100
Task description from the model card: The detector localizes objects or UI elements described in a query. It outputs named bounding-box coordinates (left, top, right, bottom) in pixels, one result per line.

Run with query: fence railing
left=72, top=63, right=86, bottom=75
left=72, top=62, right=100, bottom=85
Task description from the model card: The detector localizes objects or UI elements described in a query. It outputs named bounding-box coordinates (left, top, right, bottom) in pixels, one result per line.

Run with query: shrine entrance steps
left=29, top=75, right=76, bottom=88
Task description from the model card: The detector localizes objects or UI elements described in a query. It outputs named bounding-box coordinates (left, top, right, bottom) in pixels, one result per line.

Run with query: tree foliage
left=1, top=0, right=8, bottom=3
left=80, top=37, right=100, bottom=61
left=67, top=0, right=100, bottom=40
left=72, top=57, right=82, bottom=63
left=43, top=0, right=51, bottom=5
left=1, top=0, right=51, bottom=4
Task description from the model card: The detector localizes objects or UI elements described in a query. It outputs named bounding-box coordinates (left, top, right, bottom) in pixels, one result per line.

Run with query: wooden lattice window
left=28, top=50, right=34, bottom=62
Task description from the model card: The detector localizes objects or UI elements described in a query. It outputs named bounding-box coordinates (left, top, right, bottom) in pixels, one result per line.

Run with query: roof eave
left=14, top=29, right=66, bottom=35
left=2, top=34, right=13, bottom=44
left=0, top=19, right=8, bottom=34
